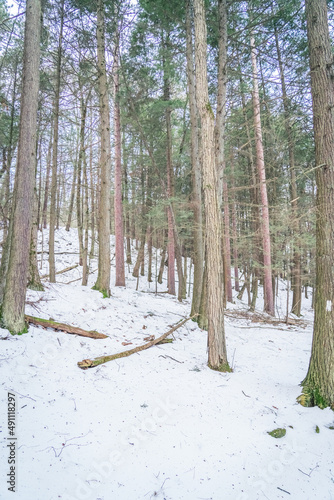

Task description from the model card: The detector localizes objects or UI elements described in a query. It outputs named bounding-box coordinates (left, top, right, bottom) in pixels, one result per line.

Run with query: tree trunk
left=42, top=127, right=53, bottom=229
left=65, top=134, right=78, bottom=232
left=123, top=135, right=132, bottom=265
left=193, top=0, right=229, bottom=371
left=223, top=181, right=233, bottom=302
left=163, top=32, right=176, bottom=296
left=299, top=0, right=334, bottom=410
left=93, top=0, right=111, bottom=297
left=82, top=143, right=89, bottom=286
left=1, top=0, right=41, bottom=334
left=28, top=188, right=44, bottom=291
left=274, top=23, right=302, bottom=316
left=114, top=26, right=125, bottom=287
left=250, top=34, right=274, bottom=316
left=186, top=0, right=203, bottom=317
left=76, top=95, right=87, bottom=266
left=49, top=0, right=64, bottom=283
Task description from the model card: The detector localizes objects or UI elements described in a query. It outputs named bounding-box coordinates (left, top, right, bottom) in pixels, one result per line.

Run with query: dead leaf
left=121, top=342, right=132, bottom=346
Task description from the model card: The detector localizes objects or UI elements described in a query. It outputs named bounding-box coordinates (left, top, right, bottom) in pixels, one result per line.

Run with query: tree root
left=77, top=315, right=195, bottom=369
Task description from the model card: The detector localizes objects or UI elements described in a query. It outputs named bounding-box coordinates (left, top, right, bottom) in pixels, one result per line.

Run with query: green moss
left=205, top=101, right=214, bottom=120
left=268, top=428, right=286, bottom=438
left=208, top=362, right=233, bottom=373
left=27, top=282, right=45, bottom=292
left=315, top=425, right=320, bottom=433
left=0, top=309, right=28, bottom=335
left=298, top=385, right=330, bottom=410
left=91, top=284, right=110, bottom=298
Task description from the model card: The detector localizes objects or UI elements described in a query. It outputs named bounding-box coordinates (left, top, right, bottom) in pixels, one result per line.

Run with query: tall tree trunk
left=274, top=24, right=301, bottom=316
left=76, top=95, right=87, bottom=266
left=193, top=0, right=229, bottom=370
left=65, top=132, right=78, bottom=232
left=49, top=0, right=64, bottom=282
left=230, top=157, right=239, bottom=292
left=89, top=108, right=96, bottom=259
left=93, top=0, right=111, bottom=297
left=114, top=25, right=125, bottom=287
left=238, top=59, right=261, bottom=310
left=123, top=134, right=132, bottom=265
left=223, top=181, right=233, bottom=302
left=215, top=0, right=232, bottom=304
left=1, top=0, right=41, bottom=334
left=162, top=32, right=176, bottom=296
left=42, top=127, right=53, bottom=229
left=299, top=0, right=334, bottom=410
left=82, top=146, right=89, bottom=286
left=186, top=0, right=203, bottom=317
left=28, top=188, right=43, bottom=291
left=250, top=34, right=274, bottom=316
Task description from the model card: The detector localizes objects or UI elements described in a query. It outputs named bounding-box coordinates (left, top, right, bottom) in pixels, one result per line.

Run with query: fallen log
left=41, top=264, right=79, bottom=279
left=77, top=315, right=195, bottom=369
left=25, top=315, right=108, bottom=339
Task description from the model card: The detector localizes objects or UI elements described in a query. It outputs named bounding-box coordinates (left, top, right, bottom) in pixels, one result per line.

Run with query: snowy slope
left=0, top=228, right=333, bottom=500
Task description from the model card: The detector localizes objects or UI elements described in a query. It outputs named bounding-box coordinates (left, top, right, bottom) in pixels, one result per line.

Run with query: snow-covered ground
left=0, top=228, right=333, bottom=500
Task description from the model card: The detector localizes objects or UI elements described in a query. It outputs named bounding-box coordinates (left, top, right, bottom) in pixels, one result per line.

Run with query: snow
left=0, top=228, right=333, bottom=500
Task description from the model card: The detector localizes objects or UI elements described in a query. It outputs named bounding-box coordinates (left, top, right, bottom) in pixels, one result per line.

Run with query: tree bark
left=163, top=32, right=176, bottom=296
left=193, top=0, right=229, bottom=370
left=299, top=0, right=334, bottom=410
left=186, top=0, right=203, bottom=317
left=49, top=0, right=64, bottom=283
left=25, top=315, right=108, bottom=339
left=1, top=0, right=41, bottom=333
left=93, top=0, right=111, bottom=297
left=250, top=34, right=274, bottom=316
left=42, top=127, right=53, bottom=229
left=114, top=25, right=125, bottom=287
left=274, top=23, right=302, bottom=316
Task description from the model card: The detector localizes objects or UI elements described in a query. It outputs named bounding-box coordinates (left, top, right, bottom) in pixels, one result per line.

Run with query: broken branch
left=77, top=315, right=195, bottom=369
left=25, top=315, right=108, bottom=339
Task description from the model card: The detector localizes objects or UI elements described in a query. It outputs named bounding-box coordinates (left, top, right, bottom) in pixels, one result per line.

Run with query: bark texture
left=1, top=0, right=41, bottom=333
left=299, top=0, right=334, bottom=410
left=93, top=0, right=111, bottom=297
left=114, top=26, right=125, bottom=287
left=193, top=0, right=229, bottom=370
left=49, top=0, right=64, bottom=283
left=250, top=35, right=274, bottom=316
left=186, top=0, right=203, bottom=317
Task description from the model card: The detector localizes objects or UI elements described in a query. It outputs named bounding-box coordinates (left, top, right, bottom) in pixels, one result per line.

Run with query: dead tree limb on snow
left=41, top=264, right=79, bottom=279
left=77, top=315, right=195, bottom=369
left=25, top=315, right=108, bottom=339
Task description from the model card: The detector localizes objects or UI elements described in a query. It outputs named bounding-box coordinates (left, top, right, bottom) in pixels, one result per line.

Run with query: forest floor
left=0, top=228, right=333, bottom=500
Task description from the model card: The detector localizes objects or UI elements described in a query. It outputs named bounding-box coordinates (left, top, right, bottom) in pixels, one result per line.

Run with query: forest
left=0, top=0, right=334, bottom=499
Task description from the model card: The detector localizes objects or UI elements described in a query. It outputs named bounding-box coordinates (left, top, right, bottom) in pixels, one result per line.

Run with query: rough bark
left=163, top=32, right=176, bottom=296
left=193, top=0, right=229, bottom=370
left=93, top=0, right=111, bottom=297
left=274, top=24, right=302, bottom=316
left=49, top=0, right=64, bottom=283
left=186, top=0, right=203, bottom=316
left=250, top=34, right=274, bottom=316
left=1, top=0, right=41, bottom=333
left=114, top=26, right=125, bottom=287
left=25, top=315, right=107, bottom=339
left=299, top=0, right=334, bottom=410
left=42, top=127, right=53, bottom=229
left=76, top=95, right=87, bottom=267
left=28, top=189, right=44, bottom=291
left=223, top=181, right=233, bottom=302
